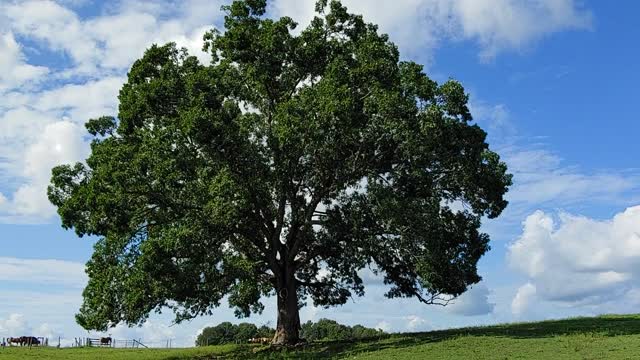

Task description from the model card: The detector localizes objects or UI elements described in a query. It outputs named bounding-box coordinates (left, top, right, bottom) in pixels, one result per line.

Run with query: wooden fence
left=83, top=338, right=147, bottom=348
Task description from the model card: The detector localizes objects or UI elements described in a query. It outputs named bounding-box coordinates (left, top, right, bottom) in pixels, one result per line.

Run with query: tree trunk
left=272, top=267, right=300, bottom=345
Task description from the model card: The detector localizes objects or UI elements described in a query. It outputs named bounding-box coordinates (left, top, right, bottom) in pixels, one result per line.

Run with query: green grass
left=0, top=345, right=240, bottom=360
left=2, top=314, right=640, bottom=359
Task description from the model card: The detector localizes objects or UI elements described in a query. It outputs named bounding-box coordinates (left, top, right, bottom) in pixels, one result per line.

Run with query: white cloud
left=272, top=0, right=592, bottom=60
left=468, top=99, right=638, bottom=212
left=0, top=257, right=86, bottom=286
left=469, top=102, right=515, bottom=138
left=470, top=101, right=640, bottom=243
left=37, top=323, right=64, bottom=341
left=0, top=314, right=31, bottom=336
left=508, top=206, right=640, bottom=308
left=1, top=120, right=89, bottom=220
left=0, top=314, right=75, bottom=346
left=375, top=320, right=391, bottom=333
left=508, top=168, right=635, bottom=205
left=404, top=315, right=429, bottom=332
left=0, top=108, right=92, bottom=222
left=0, top=32, right=49, bottom=92
left=494, top=142, right=638, bottom=208
left=0, top=75, right=121, bottom=222
left=2, top=0, right=217, bottom=77
left=451, top=0, right=592, bottom=60
left=33, top=76, right=124, bottom=123
left=2, top=0, right=98, bottom=74
left=446, top=284, right=495, bottom=316
left=511, top=283, right=536, bottom=316
left=0, top=0, right=220, bottom=223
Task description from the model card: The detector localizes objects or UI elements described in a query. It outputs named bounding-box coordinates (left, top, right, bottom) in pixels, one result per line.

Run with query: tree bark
left=272, top=267, right=300, bottom=345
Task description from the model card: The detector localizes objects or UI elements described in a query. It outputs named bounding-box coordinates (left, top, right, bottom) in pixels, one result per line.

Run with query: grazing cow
left=9, top=336, right=40, bottom=347
left=100, top=337, right=112, bottom=346
left=23, top=336, right=40, bottom=346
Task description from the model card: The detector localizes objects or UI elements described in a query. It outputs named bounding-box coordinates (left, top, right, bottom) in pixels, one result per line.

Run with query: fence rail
left=1, top=336, right=181, bottom=349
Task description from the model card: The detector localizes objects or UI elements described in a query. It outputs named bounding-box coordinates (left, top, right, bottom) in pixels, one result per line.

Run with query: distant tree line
left=301, top=319, right=385, bottom=342
left=195, top=322, right=275, bottom=346
left=196, top=319, right=385, bottom=346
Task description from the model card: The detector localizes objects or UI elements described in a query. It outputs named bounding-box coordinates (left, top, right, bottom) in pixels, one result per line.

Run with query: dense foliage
left=49, top=0, right=511, bottom=344
left=195, top=322, right=274, bottom=346
left=195, top=319, right=382, bottom=346
left=301, top=319, right=384, bottom=341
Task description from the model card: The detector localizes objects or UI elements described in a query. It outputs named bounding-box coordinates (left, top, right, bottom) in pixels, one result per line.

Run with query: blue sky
left=1, top=0, right=640, bottom=347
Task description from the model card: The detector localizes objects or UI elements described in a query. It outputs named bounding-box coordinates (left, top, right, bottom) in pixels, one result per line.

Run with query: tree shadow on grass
left=229, top=314, right=640, bottom=359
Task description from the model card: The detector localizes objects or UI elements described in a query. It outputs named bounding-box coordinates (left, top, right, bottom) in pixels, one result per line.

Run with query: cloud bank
left=272, top=0, right=592, bottom=60
left=509, top=206, right=640, bottom=315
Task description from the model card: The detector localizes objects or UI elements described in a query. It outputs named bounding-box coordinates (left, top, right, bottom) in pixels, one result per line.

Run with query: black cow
left=9, top=336, right=40, bottom=347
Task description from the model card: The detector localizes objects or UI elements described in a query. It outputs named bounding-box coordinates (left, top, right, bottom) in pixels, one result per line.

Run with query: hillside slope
left=1, top=314, right=639, bottom=359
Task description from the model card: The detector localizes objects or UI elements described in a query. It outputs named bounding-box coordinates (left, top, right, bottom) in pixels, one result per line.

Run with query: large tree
left=48, top=0, right=511, bottom=345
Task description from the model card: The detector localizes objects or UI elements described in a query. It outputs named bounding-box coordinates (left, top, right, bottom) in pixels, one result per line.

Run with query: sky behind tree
left=1, top=0, right=639, bottom=347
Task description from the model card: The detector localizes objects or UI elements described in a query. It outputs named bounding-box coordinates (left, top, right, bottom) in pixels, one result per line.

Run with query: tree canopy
left=48, top=0, right=511, bottom=345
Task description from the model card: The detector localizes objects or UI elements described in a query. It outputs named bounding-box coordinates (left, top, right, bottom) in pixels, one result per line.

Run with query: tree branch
left=287, top=192, right=324, bottom=262
left=271, top=191, right=287, bottom=271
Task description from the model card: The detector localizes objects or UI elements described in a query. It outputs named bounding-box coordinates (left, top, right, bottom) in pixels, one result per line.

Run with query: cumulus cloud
left=0, top=110, right=89, bottom=222
left=271, top=0, right=592, bottom=60
left=0, top=74, right=121, bottom=222
left=37, top=323, right=63, bottom=340
left=508, top=206, right=640, bottom=309
left=2, top=0, right=217, bottom=77
left=0, top=0, right=223, bottom=222
left=0, top=290, right=84, bottom=343
left=449, top=0, right=592, bottom=60
left=446, top=284, right=495, bottom=316
left=0, top=314, right=74, bottom=346
left=511, top=283, right=536, bottom=316
left=32, top=77, right=124, bottom=122
left=0, top=314, right=32, bottom=336
left=471, top=101, right=640, bottom=242
left=0, top=120, right=89, bottom=221
left=404, top=315, right=429, bottom=332
left=0, top=32, right=49, bottom=92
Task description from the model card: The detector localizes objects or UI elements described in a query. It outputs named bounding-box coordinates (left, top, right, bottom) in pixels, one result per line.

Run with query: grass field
left=2, top=314, right=639, bottom=359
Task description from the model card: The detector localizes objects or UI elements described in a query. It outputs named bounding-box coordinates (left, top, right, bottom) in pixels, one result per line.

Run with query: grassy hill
left=2, top=314, right=639, bottom=359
